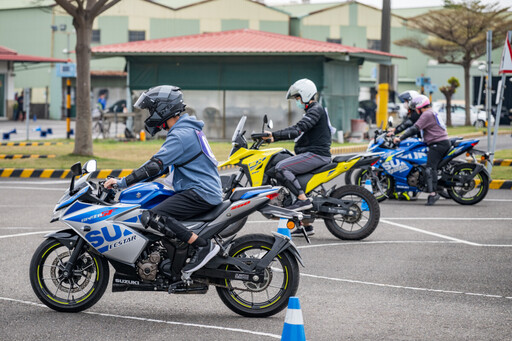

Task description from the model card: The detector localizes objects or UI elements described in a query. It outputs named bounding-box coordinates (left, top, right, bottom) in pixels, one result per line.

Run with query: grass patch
left=0, top=138, right=364, bottom=169
left=446, top=126, right=512, bottom=136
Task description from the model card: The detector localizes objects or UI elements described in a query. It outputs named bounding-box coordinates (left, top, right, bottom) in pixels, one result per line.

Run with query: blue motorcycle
left=354, top=130, right=490, bottom=205
left=29, top=160, right=306, bottom=317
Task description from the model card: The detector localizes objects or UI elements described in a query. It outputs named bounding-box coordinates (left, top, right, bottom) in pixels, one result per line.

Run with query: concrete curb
left=0, top=141, right=68, bottom=147
left=0, top=154, right=56, bottom=159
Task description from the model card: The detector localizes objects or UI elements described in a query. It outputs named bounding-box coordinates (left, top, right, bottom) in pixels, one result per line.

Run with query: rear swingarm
left=313, top=197, right=357, bottom=216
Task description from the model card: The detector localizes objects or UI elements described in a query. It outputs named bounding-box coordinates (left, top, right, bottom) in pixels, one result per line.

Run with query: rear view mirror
left=83, top=160, right=97, bottom=174
left=268, top=119, right=273, bottom=130
left=70, top=162, right=82, bottom=176
left=388, top=116, right=394, bottom=128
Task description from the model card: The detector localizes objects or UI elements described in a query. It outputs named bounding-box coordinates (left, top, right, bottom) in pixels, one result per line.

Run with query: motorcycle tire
left=344, top=168, right=356, bottom=185
left=216, top=234, right=299, bottom=317
left=354, top=168, right=393, bottom=202
left=29, top=238, right=110, bottom=313
left=324, top=185, right=380, bottom=240
left=218, top=216, right=248, bottom=238
left=447, top=163, right=489, bottom=205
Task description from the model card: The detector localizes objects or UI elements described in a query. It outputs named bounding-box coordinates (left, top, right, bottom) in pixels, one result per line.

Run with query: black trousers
left=426, top=140, right=451, bottom=192
left=150, top=189, right=217, bottom=242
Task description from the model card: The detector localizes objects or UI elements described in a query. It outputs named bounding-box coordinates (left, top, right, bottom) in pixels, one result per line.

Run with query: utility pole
left=376, top=0, right=391, bottom=129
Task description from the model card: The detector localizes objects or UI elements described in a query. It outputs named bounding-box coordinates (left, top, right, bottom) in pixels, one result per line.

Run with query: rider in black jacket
left=388, top=90, right=421, bottom=137
left=263, top=79, right=332, bottom=219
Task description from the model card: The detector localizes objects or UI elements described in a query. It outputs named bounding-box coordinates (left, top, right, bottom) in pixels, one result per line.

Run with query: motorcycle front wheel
left=216, top=234, right=299, bottom=317
left=323, top=185, right=381, bottom=240
left=354, top=168, right=393, bottom=202
left=447, top=163, right=489, bottom=205
left=29, top=238, right=110, bottom=312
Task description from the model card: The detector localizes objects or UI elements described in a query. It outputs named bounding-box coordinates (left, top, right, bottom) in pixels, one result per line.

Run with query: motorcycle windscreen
left=231, top=115, right=247, bottom=142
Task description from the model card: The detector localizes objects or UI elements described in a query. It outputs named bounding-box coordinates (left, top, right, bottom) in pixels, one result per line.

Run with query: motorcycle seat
left=333, top=154, right=358, bottom=163
left=450, top=137, right=463, bottom=146
left=189, top=200, right=232, bottom=222
left=311, top=163, right=337, bottom=174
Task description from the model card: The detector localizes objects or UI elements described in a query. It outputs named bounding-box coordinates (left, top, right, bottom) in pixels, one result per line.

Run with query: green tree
left=439, top=77, right=460, bottom=127
left=54, top=0, right=121, bottom=156
left=395, top=0, right=512, bottom=125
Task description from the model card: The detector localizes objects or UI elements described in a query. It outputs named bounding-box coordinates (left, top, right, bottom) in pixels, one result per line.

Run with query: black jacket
left=272, top=102, right=331, bottom=157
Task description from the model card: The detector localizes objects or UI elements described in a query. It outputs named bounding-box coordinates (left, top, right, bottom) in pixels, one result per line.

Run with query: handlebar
left=251, top=132, right=271, bottom=140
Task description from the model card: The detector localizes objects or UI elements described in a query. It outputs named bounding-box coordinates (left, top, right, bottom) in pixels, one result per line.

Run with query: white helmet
left=286, top=78, right=317, bottom=102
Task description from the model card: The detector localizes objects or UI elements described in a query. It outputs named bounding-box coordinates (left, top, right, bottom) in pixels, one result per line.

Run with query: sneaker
left=182, top=240, right=220, bottom=274
left=425, top=194, right=440, bottom=206
left=291, top=225, right=315, bottom=237
left=286, top=198, right=313, bottom=211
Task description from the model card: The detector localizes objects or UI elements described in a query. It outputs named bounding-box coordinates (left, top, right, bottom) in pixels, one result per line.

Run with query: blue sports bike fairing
left=119, top=182, right=174, bottom=209
left=367, top=136, right=479, bottom=193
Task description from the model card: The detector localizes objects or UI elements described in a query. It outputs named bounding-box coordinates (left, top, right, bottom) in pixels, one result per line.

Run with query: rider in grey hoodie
left=104, top=86, right=222, bottom=276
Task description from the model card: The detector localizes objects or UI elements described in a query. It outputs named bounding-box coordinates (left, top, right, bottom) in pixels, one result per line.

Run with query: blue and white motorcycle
left=354, top=131, right=490, bottom=205
left=29, top=160, right=306, bottom=317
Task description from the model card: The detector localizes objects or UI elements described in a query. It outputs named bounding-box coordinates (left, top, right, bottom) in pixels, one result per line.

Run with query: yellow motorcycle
left=219, top=116, right=381, bottom=240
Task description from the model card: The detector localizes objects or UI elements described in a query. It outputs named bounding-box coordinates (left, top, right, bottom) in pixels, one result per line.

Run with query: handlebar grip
left=251, top=132, right=271, bottom=139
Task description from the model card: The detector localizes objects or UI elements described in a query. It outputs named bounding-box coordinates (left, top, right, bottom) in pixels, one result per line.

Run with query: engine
left=407, top=169, right=420, bottom=187
left=136, top=247, right=164, bottom=281
left=407, top=167, right=426, bottom=190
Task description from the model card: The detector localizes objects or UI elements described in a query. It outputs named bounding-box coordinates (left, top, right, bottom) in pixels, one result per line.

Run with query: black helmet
left=134, top=85, right=186, bottom=136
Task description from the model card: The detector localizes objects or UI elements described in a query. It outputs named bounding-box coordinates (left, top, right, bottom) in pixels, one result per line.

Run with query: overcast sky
left=265, top=0, right=512, bottom=9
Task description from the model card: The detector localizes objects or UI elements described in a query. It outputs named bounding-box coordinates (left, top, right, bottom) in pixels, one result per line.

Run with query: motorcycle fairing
left=119, top=182, right=174, bottom=209
left=60, top=201, right=148, bottom=264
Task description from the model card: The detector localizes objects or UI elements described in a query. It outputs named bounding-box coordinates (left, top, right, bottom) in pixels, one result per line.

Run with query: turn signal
left=481, top=155, right=486, bottom=162
left=466, top=153, right=470, bottom=157
left=287, top=221, right=295, bottom=229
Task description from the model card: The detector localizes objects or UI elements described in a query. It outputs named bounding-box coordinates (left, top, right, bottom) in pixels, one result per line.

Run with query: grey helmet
left=286, top=78, right=317, bottom=102
left=134, top=85, right=186, bottom=136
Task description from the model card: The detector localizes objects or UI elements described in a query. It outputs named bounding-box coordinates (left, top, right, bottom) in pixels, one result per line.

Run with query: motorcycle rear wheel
left=324, top=185, right=380, bottom=240
left=354, top=168, right=393, bottom=202
left=29, top=238, right=110, bottom=312
left=216, top=234, right=299, bottom=317
left=447, top=163, right=489, bottom=205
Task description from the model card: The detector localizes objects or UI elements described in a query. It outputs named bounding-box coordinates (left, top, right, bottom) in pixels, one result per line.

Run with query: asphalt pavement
left=0, top=177, right=511, bottom=340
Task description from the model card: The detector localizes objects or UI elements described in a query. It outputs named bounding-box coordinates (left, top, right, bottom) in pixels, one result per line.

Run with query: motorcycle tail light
left=371, top=160, right=379, bottom=166
left=471, top=142, right=478, bottom=147
left=266, top=193, right=279, bottom=200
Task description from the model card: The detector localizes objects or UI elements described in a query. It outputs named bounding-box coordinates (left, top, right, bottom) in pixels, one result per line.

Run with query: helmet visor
left=134, top=92, right=153, bottom=110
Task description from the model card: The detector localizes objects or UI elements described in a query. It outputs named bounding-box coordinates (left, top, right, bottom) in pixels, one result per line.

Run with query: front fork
left=62, top=238, right=86, bottom=280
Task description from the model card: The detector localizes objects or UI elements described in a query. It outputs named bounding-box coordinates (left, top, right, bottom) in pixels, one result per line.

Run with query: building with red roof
left=0, top=46, right=66, bottom=120
left=93, top=29, right=404, bottom=136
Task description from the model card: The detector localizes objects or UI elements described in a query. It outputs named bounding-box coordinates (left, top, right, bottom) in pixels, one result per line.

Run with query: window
left=367, top=39, right=381, bottom=51
left=91, top=30, right=101, bottom=43
left=327, top=38, right=342, bottom=44
left=128, top=30, right=145, bottom=42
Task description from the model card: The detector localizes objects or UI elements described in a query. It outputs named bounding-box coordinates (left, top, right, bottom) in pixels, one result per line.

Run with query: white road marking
left=0, top=297, right=281, bottom=339
left=0, top=180, right=68, bottom=185
left=380, top=217, right=512, bottom=221
left=300, top=273, right=512, bottom=300
left=0, top=186, right=65, bottom=191
left=484, top=199, right=512, bottom=202
left=381, top=219, right=482, bottom=246
left=0, top=231, right=55, bottom=239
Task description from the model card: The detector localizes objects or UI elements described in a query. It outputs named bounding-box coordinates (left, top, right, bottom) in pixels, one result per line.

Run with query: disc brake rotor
left=50, top=252, right=92, bottom=293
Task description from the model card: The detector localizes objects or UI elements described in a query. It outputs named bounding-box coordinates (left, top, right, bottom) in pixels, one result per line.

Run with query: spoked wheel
left=216, top=234, right=299, bottom=317
left=323, top=185, right=380, bottom=240
left=447, top=163, right=489, bottom=205
left=354, top=168, right=393, bottom=202
left=29, top=239, right=109, bottom=312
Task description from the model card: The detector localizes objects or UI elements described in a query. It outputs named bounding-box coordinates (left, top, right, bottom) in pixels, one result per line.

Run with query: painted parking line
left=0, top=186, right=66, bottom=191
left=381, top=219, right=512, bottom=247
left=300, top=273, right=512, bottom=300
left=0, top=297, right=281, bottom=339
left=0, top=231, right=55, bottom=239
